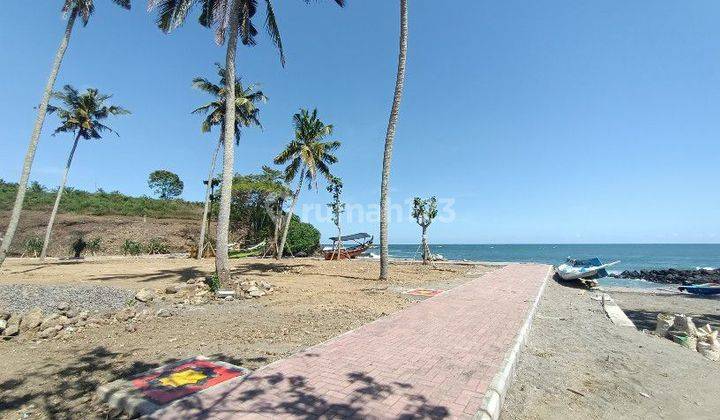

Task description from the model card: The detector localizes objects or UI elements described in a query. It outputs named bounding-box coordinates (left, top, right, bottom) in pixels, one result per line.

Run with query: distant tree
left=273, top=109, right=340, bottom=259
left=40, top=85, right=130, bottom=260
left=148, top=170, right=184, bottom=199
left=192, top=64, right=266, bottom=259
left=326, top=176, right=344, bottom=260
left=380, top=0, right=409, bottom=280
left=412, top=196, right=437, bottom=265
left=0, top=0, right=131, bottom=268
left=149, top=0, right=346, bottom=285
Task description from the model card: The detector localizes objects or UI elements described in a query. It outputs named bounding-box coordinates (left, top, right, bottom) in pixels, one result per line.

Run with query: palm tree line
left=1, top=0, right=410, bottom=283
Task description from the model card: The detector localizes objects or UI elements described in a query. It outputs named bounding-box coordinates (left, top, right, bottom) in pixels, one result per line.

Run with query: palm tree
left=192, top=64, right=266, bottom=259
left=274, top=109, right=340, bottom=259
left=149, top=0, right=345, bottom=284
left=0, top=0, right=131, bottom=267
left=39, top=85, right=130, bottom=260
left=379, top=0, right=408, bottom=280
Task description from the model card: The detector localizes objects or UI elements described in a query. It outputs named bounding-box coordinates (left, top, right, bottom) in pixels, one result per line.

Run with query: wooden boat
left=678, top=283, right=720, bottom=296
left=556, top=257, right=620, bottom=281
left=323, top=233, right=373, bottom=260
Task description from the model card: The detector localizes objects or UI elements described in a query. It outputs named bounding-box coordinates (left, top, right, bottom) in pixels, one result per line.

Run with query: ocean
left=385, top=244, right=720, bottom=271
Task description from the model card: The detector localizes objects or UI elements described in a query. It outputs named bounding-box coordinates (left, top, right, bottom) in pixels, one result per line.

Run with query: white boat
left=556, top=258, right=620, bottom=281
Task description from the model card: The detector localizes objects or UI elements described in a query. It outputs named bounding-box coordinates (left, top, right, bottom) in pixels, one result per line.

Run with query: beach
left=503, top=279, right=720, bottom=420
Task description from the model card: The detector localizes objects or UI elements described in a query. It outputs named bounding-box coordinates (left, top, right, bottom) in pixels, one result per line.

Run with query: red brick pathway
left=152, top=264, right=550, bottom=419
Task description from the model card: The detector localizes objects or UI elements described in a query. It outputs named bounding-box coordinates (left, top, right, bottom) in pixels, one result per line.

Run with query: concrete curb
left=474, top=265, right=553, bottom=420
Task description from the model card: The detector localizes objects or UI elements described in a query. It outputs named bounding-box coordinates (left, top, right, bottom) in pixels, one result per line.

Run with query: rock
left=156, top=308, right=173, bottom=318
left=216, top=290, right=236, bottom=298
left=135, top=289, right=156, bottom=303
left=0, top=310, right=10, bottom=321
left=56, top=302, right=70, bottom=312
left=3, top=314, right=20, bottom=336
left=0, top=319, right=6, bottom=332
left=115, top=307, right=137, bottom=322
left=40, top=314, right=70, bottom=330
left=249, top=289, right=266, bottom=298
left=165, top=285, right=180, bottom=294
left=78, top=310, right=90, bottom=321
left=186, top=277, right=199, bottom=285
left=38, top=326, right=62, bottom=339
left=259, top=281, right=274, bottom=291
left=65, top=308, right=79, bottom=319
left=20, top=308, right=43, bottom=333
left=125, top=323, right=138, bottom=333
left=224, top=296, right=235, bottom=301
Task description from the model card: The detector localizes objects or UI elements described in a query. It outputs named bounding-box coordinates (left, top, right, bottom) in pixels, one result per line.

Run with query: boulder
left=0, top=319, right=6, bottom=332
left=3, top=314, right=20, bottom=337
left=65, top=308, right=79, bottom=319
left=0, top=310, right=10, bottom=321
left=20, top=308, right=43, bottom=333
left=56, top=302, right=70, bottom=312
left=38, top=326, right=62, bottom=339
left=135, top=289, right=156, bottom=303
left=165, top=285, right=180, bottom=294
left=40, top=314, right=70, bottom=330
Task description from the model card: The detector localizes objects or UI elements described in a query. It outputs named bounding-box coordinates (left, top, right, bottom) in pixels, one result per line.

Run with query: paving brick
left=151, top=264, right=548, bottom=419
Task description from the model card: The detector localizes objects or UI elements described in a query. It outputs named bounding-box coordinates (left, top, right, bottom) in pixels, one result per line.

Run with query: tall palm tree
left=40, top=85, right=130, bottom=260
left=192, top=64, right=266, bottom=259
left=0, top=0, right=131, bottom=267
left=379, top=0, right=408, bottom=280
left=274, top=109, right=340, bottom=259
left=149, top=0, right=345, bottom=284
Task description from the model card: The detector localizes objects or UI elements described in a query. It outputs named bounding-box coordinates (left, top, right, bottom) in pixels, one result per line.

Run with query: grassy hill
left=0, top=180, right=202, bottom=220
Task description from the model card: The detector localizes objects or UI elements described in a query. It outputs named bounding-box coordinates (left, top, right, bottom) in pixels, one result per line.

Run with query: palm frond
left=264, top=0, right=285, bottom=66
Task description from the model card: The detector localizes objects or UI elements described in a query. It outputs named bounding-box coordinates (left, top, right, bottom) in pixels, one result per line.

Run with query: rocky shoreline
left=609, top=268, right=720, bottom=285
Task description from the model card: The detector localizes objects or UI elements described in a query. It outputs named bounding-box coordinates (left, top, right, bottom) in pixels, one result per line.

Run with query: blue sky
left=1, top=0, right=719, bottom=244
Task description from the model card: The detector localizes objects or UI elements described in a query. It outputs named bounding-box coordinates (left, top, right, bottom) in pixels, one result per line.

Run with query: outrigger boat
left=323, top=233, right=373, bottom=260
left=556, top=257, right=621, bottom=281
left=678, top=283, right=720, bottom=296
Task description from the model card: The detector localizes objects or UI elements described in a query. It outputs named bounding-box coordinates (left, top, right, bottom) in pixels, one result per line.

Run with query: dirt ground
left=0, top=257, right=486, bottom=419
left=502, top=280, right=720, bottom=420
left=0, top=210, right=202, bottom=257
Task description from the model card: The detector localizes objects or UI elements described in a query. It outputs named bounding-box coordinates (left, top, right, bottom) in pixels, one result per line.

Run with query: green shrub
left=285, top=215, right=320, bottom=256
left=204, top=274, right=221, bottom=293
left=71, top=237, right=87, bottom=258
left=145, top=238, right=169, bottom=254
left=87, top=237, right=102, bottom=255
left=122, top=239, right=143, bottom=256
left=24, top=237, right=44, bottom=257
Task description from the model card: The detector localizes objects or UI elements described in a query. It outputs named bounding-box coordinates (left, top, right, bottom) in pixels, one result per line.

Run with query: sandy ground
left=0, top=257, right=486, bottom=419
left=503, top=280, right=720, bottom=420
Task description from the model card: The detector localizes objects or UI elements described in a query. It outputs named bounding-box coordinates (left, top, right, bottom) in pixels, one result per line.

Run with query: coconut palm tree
left=379, top=0, right=408, bottom=280
left=274, top=109, right=340, bottom=259
left=0, top=0, right=131, bottom=267
left=149, top=0, right=345, bottom=284
left=39, top=85, right=130, bottom=260
left=192, top=64, right=266, bottom=259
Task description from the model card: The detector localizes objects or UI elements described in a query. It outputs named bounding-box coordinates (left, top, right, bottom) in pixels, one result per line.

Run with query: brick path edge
left=474, top=265, right=553, bottom=420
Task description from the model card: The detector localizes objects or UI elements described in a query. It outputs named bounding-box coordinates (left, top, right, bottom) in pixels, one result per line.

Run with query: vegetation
left=86, top=237, right=102, bottom=255
left=0, top=180, right=202, bottom=219
left=326, top=176, right=345, bottom=259
left=23, top=237, right=44, bottom=258
left=412, top=196, right=438, bottom=265
left=121, top=239, right=143, bottom=256
left=285, top=215, right=321, bottom=256
left=274, top=109, right=340, bottom=259
left=40, top=85, right=130, bottom=260
left=230, top=168, right=289, bottom=247
left=147, top=170, right=184, bottom=200
left=150, top=0, right=346, bottom=284
left=145, top=238, right=170, bottom=254
left=380, top=0, right=409, bottom=280
left=204, top=274, right=221, bottom=293
left=0, top=0, right=131, bottom=268
left=192, top=64, right=266, bottom=259
left=71, top=237, right=88, bottom=258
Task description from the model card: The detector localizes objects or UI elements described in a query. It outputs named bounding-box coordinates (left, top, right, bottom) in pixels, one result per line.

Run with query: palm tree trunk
left=0, top=10, right=77, bottom=267
left=215, top=1, right=240, bottom=284
left=334, top=224, right=342, bottom=260
left=421, top=225, right=429, bottom=265
left=40, top=132, right=81, bottom=261
left=379, top=0, right=409, bottom=280
left=197, top=136, right=222, bottom=259
left=276, top=167, right=305, bottom=260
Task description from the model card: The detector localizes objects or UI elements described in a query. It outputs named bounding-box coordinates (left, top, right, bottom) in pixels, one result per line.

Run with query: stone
left=20, top=308, right=43, bottom=333
left=0, top=319, right=6, bottom=332
left=135, top=289, right=156, bottom=303
left=40, top=314, right=70, bottom=330
left=65, top=308, right=80, bottom=319
left=0, top=310, right=10, bottom=321
left=38, top=326, right=61, bottom=339
left=125, top=323, right=137, bottom=333
left=216, top=290, right=236, bottom=298
left=224, top=296, right=235, bottom=301
left=56, top=302, right=71, bottom=312
left=156, top=308, right=173, bottom=318
left=78, top=310, right=90, bottom=321
left=249, top=289, right=266, bottom=298
left=165, top=285, right=180, bottom=294
left=3, top=314, right=20, bottom=336
left=115, top=308, right=137, bottom=322
left=186, top=277, right=199, bottom=285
